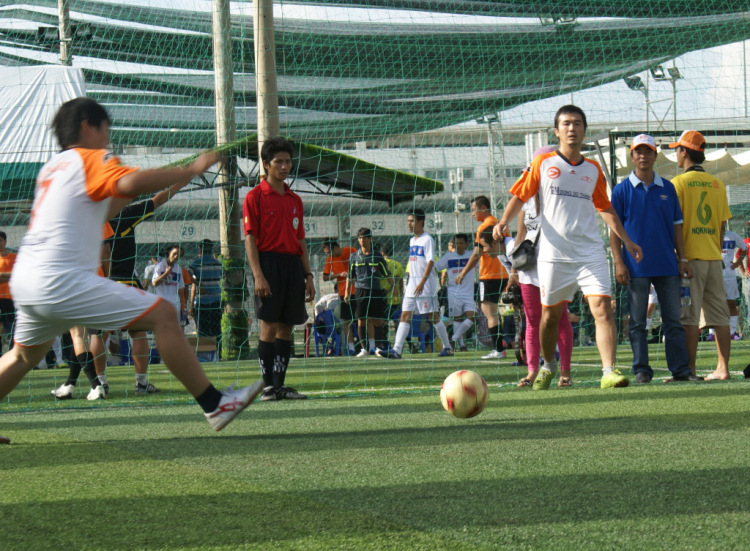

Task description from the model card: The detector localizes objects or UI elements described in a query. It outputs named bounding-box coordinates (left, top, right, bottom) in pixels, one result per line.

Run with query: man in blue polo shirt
left=610, top=134, right=700, bottom=383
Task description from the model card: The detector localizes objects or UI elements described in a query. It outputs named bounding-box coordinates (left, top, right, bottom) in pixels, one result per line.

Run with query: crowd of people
left=0, top=98, right=747, bottom=445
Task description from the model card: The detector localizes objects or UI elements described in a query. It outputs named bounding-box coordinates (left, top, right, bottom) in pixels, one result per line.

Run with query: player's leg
left=429, top=305, right=453, bottom=356
left=681, top=260, right=707, bottom=375
left=130, top=330, right=159, bottom=393
left=646, top=285, right=658, bottom=332
left=627, top=277, right=652, bottom=383
left=557, top=303, right=574, bottom=386
left=379, top=300, right=413, bottom=358
left=0, top=340, right=54, bottom=401
left=340, top=302, right=356, bottom=355
left=518, top=283, right=541, bottom=386
left=702, top=262, right=731, bottom=380
left=725, top=276, right=740, bottom=339
left=652, top=275, right=692, bottom=381
left=89, top=331, right=109, bottom=394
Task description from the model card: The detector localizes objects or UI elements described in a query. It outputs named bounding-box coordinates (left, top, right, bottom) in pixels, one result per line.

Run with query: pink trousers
left=519, top=283, right=573, bottom=373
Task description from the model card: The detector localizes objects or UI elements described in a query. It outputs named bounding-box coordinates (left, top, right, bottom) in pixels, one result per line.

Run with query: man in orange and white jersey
left=495, top=105, right=643, bottom=390
left=0, top=98, right=262, bottom=433
left=0, top=231, right=17, bottom=355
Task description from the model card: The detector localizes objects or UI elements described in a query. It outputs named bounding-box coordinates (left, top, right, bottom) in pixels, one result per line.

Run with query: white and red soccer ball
left=440, top=370, right=489, bottom=419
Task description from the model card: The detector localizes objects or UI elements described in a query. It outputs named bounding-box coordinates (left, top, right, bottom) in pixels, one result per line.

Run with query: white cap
left=630, top=134, right=657, bottom=151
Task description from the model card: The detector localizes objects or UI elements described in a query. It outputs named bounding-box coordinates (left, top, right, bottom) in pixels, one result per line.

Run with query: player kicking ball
left=495, top=105, right=642, bottom=389
left=378, top=210, right=454, bottom=359
left=0, top=98, right=263, bottom=431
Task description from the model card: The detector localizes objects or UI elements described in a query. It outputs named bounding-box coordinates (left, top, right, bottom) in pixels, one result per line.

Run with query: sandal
left=558, top=376, right=572, bottom=387
left=517, top=377, right=534, bottom=388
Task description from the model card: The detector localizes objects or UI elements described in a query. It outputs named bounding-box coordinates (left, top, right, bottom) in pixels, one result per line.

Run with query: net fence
left=2, top=0, right=750, bottom=411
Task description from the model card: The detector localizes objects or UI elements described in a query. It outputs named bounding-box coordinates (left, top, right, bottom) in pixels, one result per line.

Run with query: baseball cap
left=668, top=130, right=706, bottom=152
left=630, top=134, right=656, bottom=151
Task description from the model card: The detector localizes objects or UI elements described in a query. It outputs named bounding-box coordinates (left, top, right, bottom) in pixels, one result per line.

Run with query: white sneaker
left=86, top=386, right=105, bottom=401
left=356, top=349, right=369, bottom=358
left=205, top=379, right=264, bottom=432
left=481, top=350, right=506, bottom=360
left=50, top=383, right=75, bottom=400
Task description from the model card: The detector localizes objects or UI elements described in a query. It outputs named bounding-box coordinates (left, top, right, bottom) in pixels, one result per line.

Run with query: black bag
left=510, top=196, right=540, bottom=272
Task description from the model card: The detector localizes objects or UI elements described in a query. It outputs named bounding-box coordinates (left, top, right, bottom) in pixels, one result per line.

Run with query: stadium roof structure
left=174, top=134, right=444, bottom=205
left=1, top=1, right=750, bottom=147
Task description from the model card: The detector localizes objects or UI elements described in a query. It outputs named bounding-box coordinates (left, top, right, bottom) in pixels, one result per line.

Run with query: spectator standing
left=670, top=131, right=733, bottom=380
left=378, top=244, right=404, bottom=349
left=189, top=239, right=223, bottom=338
left=323, top=240, right=356, bottom=355
left=0, top=231, right=17, bottom=354
left=152, top=245, right=186, bottom=321
left=610, top=134, right=698, bottom=383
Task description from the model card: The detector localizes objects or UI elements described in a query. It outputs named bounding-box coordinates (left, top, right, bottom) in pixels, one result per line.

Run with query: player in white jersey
left=721, top=226, right=746, bottom=339
left=152, top=245, right=186, bottom=321
left=494, top=105, right=642, bottom=390
left=0, top=98, right=262, bottom=433
left=378, top=209, right=455, bottom=359
left=435, top=233, right=475, bottom=351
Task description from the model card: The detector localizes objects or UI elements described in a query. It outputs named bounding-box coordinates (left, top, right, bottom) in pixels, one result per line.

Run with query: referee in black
left=243, top=137, right=315, bottom=401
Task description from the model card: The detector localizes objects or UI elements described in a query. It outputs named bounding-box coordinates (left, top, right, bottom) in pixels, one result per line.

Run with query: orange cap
left=668, top=130, right=706, bottom=152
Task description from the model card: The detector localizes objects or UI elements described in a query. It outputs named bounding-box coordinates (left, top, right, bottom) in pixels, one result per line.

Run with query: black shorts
left=339, top=298, right=354, bottom=321
left=480, top=279, right=507, bottom=304
left=255, top=251, right=308, bottom=325
left=352, top=288, right=386, bottom=320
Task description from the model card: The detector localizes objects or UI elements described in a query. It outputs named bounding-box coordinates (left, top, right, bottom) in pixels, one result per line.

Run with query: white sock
left=348, top=342, right=355, bottom=351
left=452, top=318, right=474, bottom=343
left=52, top=336, right=63, bottom=365
left=730, top=315, right=738, bottom=334
left=393, top=322, right=411, bottom=354
left=135, top=373, right=147, bottom=386
left=98, top=373, right=107, bottom=385
left=434, top=321, right=452, bottom=350
left=542, top=359, right=557, bottom=373
left=645, top=318, right=652, bottom=331
left=602, top=366, right=614, bottom=375
left=368, top=338, right=375, bottom=350
left=452, top=321, right=461, bottom=341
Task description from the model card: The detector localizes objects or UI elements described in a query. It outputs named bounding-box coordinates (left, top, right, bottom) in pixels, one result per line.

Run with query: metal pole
left=672, top=79, right=677, bottom=134
left=254, top=0, right=280, bottom=176
left=645, top=72, right=650, bottom=133
left=487, top=124, right=496, bottom=217
left=58, top=0, right=71, bottom=66
left=745, top=41, right=748, bottom=119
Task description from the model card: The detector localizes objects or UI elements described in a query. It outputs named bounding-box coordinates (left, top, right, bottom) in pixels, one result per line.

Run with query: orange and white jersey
left=510, top=150, right=611, bottom=264
left=12, top=148, right=135, bottom=305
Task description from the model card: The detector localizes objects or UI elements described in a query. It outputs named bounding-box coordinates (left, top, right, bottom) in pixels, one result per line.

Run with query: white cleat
left=205, top=379, right=264, bottom=432
left=481, top=350, right=506, bottom=360
left=50, top=383, right=75, bottom=400
left=87, top=386, right=106, bottom=401
left=356, top=349, right=369, bottom=358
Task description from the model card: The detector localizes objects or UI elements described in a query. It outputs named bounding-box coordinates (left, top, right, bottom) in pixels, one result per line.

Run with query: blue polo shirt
left=611, top=171, right=683, bottom=277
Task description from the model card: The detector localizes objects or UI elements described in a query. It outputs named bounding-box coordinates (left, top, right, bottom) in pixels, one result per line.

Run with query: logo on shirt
left=410, top=245, right=425, bottom=257
left=547, top=167, right=561, bottom=179
left=293, top=217, right=299, bottom=230
left=581, top=176, right=592, bottom=183
left=660, top=194, right=668, bottom=200
left=102, top=151, right=115, bottom=164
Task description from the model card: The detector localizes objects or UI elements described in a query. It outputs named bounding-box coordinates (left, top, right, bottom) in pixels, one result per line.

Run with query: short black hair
left=357, top=227, right=372, bottom=238
left=380, top=243, right=392, bottom=255
left=409, top=209, right=426, bottom=223
left=554, top=104, right=587, bottom=130
left=199, top=239, right=214, bottom=255
left=323, top=240, right=339, bottom=250
left=260, top=137, right=294, bottom=164
left=51, top=98, right=112, bottom=150
left=166, top=244, right=180, bottom=256
left=479, top=229, right=495, bottom=245
left=0, top=231, right=6, bottom=241
left=455, top=233, right=469, bottom=243
left=679, top=145, right=706, bottom=165
left=471, top=196, right=491, bottom=209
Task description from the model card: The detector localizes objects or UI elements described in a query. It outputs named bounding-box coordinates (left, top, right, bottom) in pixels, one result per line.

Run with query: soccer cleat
left=87, top=386, right=106, bottom=401
left=344, top=348, right=357, bottom=356
left=601, top=370, right=630, bottom=389
left=378, top=349, right=401, bottom=360
left=278, top=386, right=307, bottom=400
left=204, top=379, right=264, bottom=431
left=437, top=347, right=454, bottom=357
left=50, top=383, right=75, bottom=400
left=102, top=384, right=110, bottom=395
left=259, top=385, right=279, bottom=401
left=356, top=349, right=369, bottom=358
left=369, top=348, right=378, bottom=355
left=532, top=369, right=554, bottom=390
left=135, top=382, right=161, bottom=394
left=459, top=346, right=468, bottom=353
left=481, top=350, right=506, bottom=360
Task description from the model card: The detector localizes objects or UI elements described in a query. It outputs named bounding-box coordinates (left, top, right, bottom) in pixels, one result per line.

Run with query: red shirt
left=243, top=179, right=305, bottom=255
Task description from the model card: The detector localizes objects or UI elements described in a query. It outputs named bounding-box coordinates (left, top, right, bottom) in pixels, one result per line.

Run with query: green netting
left=3, top=0, right=750, bottom=413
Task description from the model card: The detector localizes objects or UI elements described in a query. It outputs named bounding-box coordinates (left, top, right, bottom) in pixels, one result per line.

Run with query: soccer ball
left=440, top=370, right=489, bottom=419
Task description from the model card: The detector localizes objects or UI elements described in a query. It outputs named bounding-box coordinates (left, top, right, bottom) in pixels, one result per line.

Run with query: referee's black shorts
left=351, top=287, right=386, bottom=321
left=255, top=251, right=308, bottom=326
left=479, top=278, right=507, bottom=304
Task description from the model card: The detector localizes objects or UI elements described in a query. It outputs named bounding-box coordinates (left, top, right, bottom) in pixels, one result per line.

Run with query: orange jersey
left=476, top=216, right=508, bottom=279
left=97, top=224, right=116, bottom=278
left=0, top=252, right=17, bottom=299
left=324, top=246, right=356, bottom=297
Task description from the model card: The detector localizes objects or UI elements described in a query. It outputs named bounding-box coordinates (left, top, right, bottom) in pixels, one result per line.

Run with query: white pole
left=254, top=0, right=280, bottom=176
left=488, top=124, right=496, bottom=217
left=58, top=0, right=71, bottom=66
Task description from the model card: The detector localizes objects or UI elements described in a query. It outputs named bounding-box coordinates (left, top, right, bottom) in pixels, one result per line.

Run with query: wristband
left=680, top=259, right=688, bottom=263
left=305, top=273, right=313, bottom=278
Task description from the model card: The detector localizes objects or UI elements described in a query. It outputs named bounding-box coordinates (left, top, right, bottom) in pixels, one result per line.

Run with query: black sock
left=195, top=384, right=223, bottom=413
left=273, top=338, right=291, bottom=389
left=491, top=325, right=503, bottom=353
left=258, top=340, right=275, bottom=388
left=77, top=353, right=100, bottom=389
left=65, top=356, right=81, bottom=386
left=374, top=325, right=384, bottom=349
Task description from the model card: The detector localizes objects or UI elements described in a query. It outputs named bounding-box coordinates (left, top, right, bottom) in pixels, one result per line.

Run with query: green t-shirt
left=381, top=258, right=404, bottom=305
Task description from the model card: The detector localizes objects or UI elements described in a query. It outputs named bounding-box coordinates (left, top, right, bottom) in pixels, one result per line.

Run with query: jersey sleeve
left=738, top=235, right=748, bottom=251
left=509, top=159, right=541, bottom=202
left=719, top=180, right=732, bottom=222
left=102, top=223, right=115, bottom=241
left=323, top=256, right=333, bottom=275
left=424, top=236, right=435, bottom=263
left=434, top=254, right=448, bottom=272
left=178, top=269, right=187, bottom=290
left=672, top=190, right=684, bottom=225
left=592, top=168, right=612, bottom=212
left=152, top=262, right=163, bottom=283
left=610, top=183, right=624, bottom=221
left=242, top=189, right=260, bottom=237
left=78, top=149, right=138, bottom=202
left=378, top=256, right=390, bottom=277
left=295, top=195, right=305, bottom=240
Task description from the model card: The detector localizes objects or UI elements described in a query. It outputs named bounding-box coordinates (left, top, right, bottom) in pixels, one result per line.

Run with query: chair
left=313, top=310, right=341, bottom=357
left=409, top=314, right=434, bottom=353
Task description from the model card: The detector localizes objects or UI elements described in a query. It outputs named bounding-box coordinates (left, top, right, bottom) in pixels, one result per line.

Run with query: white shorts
left=537, top=259, right=611, bottom=307
left=648, top=285, right=659, bottom=305
left=447, top=293, right=475, bottom=318
left=402, top=295, right=439, bottom=315
left=13, top=271, right=161, bottom=347
left=724, top=276, right=740, bottom=301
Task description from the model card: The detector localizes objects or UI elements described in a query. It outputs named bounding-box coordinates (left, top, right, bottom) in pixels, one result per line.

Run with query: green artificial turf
left=2, top=343, right=750, bottom=550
